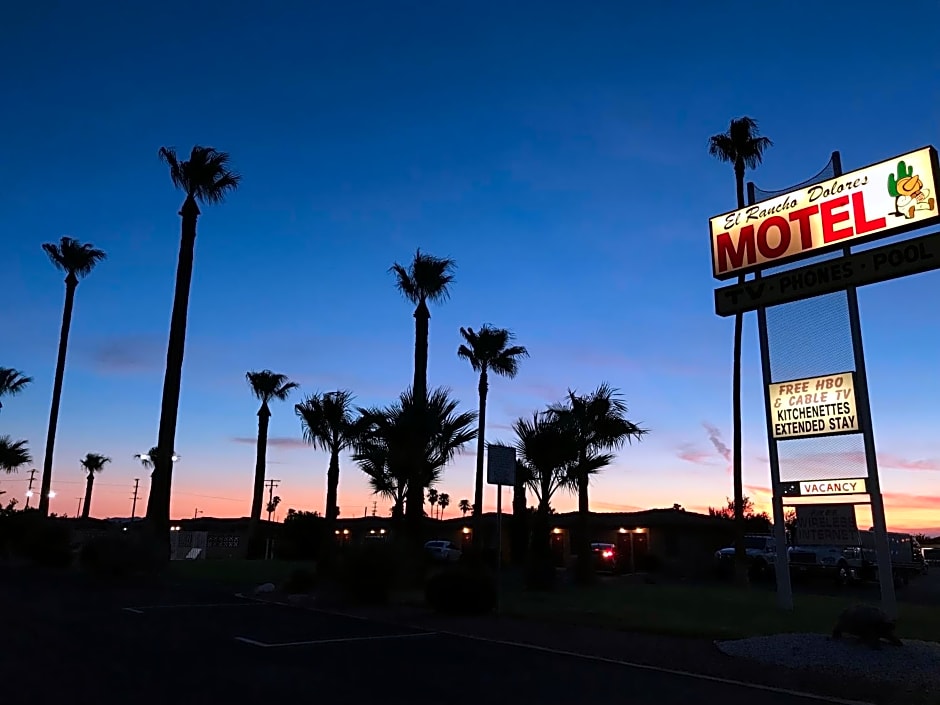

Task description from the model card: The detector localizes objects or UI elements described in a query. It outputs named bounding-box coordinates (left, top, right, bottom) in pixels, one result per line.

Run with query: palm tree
left=135, top=446, right=159, bottom=476
left=709, top=117, right=773, bottom=586
left=458, top=325, right=528, bottom=544
left=295, top=390, right=359, bottom=539
left=246, top=371, right=298, bottom=520
left=353, top=433, right=408, bottom=520
left=357, top=387, right=476, bottom=534
left=458, top=498, right=471, bottom=517
left=438, top=492, right=450, bottom=519
left=0, top=436, right=32, bottom=474
left=79, top=453, right=111, bottom=519
left=0, top=368, right=32, bottom=414
left=547, top=384, right=648, bottom=584
left=38, top=237, right=107, bottom=516
left=266, top=495, right=281, bottom=521
left=427, top=488, right=438, bottom=518
left=389, top=250, right=457, bottom=403
left=147, top=146, right=240, bottom=537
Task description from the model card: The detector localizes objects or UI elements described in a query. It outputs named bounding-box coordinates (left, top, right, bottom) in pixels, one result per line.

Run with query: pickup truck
left=788, top=530, right=925, bottom=586
left=714, top=534, right=778, bottom=580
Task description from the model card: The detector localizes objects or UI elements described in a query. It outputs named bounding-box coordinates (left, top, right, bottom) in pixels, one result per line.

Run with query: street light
left=47, top=490, right=56, bottom=499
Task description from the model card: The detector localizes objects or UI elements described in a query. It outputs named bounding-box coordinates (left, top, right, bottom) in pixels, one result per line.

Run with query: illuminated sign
left=782, top=478, right=867, bottom=497
left=794, top=504, right=859, bottom=546
left=769, top=372, right=858, bottom=440
left=710, top=146, right=940, bottom=279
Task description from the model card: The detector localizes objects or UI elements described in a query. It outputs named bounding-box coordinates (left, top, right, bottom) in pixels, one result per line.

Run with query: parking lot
left=0, top=569, right=870, bottom=705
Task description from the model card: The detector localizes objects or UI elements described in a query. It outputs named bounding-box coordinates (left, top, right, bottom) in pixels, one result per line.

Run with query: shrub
left=283, top=567, right=318, bottom=594
left=79, top=533, right=144, bottom=579
left=18, top=518, right=73, bottom=568
left=425, top=563, right=497, bottom=615
left=339, top=545, right=395, bottom=604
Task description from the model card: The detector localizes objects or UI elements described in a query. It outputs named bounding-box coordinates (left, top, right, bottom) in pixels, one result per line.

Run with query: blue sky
left=2, top=0, right=939, bottom=530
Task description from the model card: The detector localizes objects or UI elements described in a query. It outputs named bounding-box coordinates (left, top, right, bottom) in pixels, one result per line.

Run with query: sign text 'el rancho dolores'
left=710, top=146, right=939, bottom=279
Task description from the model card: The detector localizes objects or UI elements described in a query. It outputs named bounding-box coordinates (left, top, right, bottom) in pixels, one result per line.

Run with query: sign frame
left=714, top=229, right=940, bottom=316
left=710, top=145, right=940, bottom=281
left=794, top=504, right=861, bottom=547
left=768, top=371, right=859, bottom=441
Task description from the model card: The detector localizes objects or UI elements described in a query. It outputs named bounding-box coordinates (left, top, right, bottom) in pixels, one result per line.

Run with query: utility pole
left=193, top=507, right=202, bottom=519
left=25, top=469, right=38, bottom=509
left=264, top=479, right=280, bottom=520
left=75, top=497, right=83, bottom=518
left=371, top=501, right=377, bottom=517
left=130, top=478, right=141, bottom=519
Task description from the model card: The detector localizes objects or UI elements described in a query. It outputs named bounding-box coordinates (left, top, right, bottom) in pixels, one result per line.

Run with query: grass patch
left=167, top=559, right=313, bottom=588
left=501, top=582, right=940, bottom=642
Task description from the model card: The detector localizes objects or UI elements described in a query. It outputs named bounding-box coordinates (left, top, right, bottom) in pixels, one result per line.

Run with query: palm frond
left=41, top=237, right=107, bottom=279
left=247, top=370, right=297, bottom=405
left=80, top=452, right=111, bottom=474
left=161, top=144, right=241, bottom=205
left=458, top=325, right=528, bottom=378
left=0, top=436, right=32, bottom=473
left=390, top=249, right=456, bottom=306
left=709, top=117, right=773, bottom=172
left=295, top=389, right=358, bottom=454
left=0, top=367, right=32, bottom=408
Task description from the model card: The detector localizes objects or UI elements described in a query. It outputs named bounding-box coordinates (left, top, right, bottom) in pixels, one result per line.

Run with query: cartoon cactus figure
left=888, top=160, right=913, bottom=198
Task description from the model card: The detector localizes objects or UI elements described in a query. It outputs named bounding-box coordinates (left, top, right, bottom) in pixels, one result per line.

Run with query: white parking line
left=234, top=632, right=438, bottom=648
left=235, top=594, right=872, bottom=705
left=123, top=602, right=266, bottom=612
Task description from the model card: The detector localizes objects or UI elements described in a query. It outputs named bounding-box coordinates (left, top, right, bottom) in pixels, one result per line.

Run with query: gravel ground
left=717, top=633, right=940, bottom=693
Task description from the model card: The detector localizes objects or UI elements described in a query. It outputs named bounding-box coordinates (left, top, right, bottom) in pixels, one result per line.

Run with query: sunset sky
left=2, top=0, right=939, bottom=534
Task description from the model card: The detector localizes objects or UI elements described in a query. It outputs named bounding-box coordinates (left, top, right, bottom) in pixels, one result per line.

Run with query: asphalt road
left=0, top=569, right=863, bottom=705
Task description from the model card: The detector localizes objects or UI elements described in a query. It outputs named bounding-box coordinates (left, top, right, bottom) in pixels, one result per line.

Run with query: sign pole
left=844, top=259, right=898, bottom=619
left=756, top=288, right=795, bottom=610
left=496, top=483, right=502, bottom=615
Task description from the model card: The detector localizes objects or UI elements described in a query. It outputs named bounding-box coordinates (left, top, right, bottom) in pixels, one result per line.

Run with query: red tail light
left=602, top=550, right=614, bottom=558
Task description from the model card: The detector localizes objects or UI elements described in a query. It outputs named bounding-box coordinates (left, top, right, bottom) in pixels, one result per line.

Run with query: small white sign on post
left=487, top=444, right=516, bottom=486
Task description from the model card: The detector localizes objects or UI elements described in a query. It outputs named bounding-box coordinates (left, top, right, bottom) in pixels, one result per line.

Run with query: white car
left=424, top=540, right=462, bottom=562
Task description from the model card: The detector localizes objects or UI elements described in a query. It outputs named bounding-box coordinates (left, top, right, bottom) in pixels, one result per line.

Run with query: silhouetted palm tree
left=458, top=325, right=528, bottom=543
left=295, top=390, right=358, bottom=537
left=437, top=492, right=450, bottom=519
left=357, top=387, right=476, bottom=532
left=458, top=498, right=471, bottom=516
left=266, top=495, right=281, bottom=521
left=135, top=446, right=159, bottom=477
left=79, top=453, right=111, bottom=519
left=246, top=371, right=298, bottom=522
left=709, top=117, right=772, bottom=586
left=390, top=250, right=457, bottom=403
left=0, top=436, right=32, bottom=474
left=0, top=368, right=32, bottom=414
left=548, top=384, right=648, bottom=584
left=427, top=488, right=439, bottom=517
left=38, top=237, right=106, bottom=516
left=354, top=437, right=407, bottom=520
left=147, top=146, right=240, bottom=537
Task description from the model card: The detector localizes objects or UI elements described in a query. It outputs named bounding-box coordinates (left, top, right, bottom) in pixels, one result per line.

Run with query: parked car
left=923, top=547, right=940, bottom=568
left=591, top=542, right=618, bottom=573
left=424, top=540, right=462, bottom=562
left=714, top=534, right=777, bottom=580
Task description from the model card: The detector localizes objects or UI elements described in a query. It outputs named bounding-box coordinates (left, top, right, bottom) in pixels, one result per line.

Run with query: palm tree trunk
left=732, top=160, right=749, bottom=587
left=412, top=300, right=430, bottom=401
left=527, top=500, right=554, bottom=590
left=250, top=404, right=270, bottom=521
left=82, top=474, right=94, bottom=519
left=325, top=448, right=340, bottom=525
left=147, top=196, right=200, bottom=546
left=575, top=448, right=593, bottom=585
left=511, top=467, right=528, bottom=566
left=472, top=369, right=488, bottom=547
left=38, top=273, right=78, bottom=516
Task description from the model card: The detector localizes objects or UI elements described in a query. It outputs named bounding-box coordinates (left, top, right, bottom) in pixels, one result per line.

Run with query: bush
left=339, top=545, right=396, bottom=604
left=17, top=517, right=73, bottom=568
left=425, top=563, right=497, bottom=615
left=283, top=567, right=318, bottom=594
left=79, top=533, right=144, bottom=579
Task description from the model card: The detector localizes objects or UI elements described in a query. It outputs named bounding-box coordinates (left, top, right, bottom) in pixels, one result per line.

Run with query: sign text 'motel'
left=714, top=229, right=940, bottom=316
left=710, top=146, right=940, bottom=280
